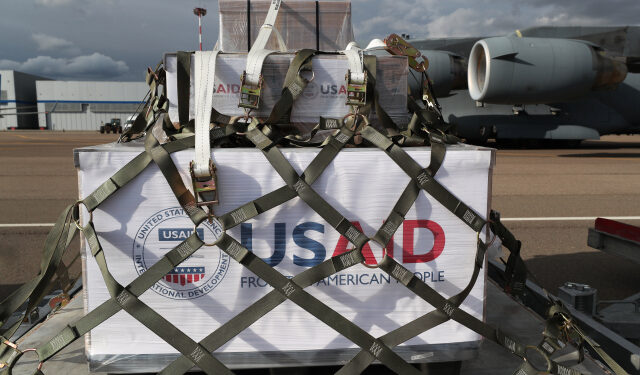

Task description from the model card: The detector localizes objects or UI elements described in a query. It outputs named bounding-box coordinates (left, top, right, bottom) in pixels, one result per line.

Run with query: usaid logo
left=133, top=207, right=229, bottom=300
left=240, top=219, right=446, bottom=267
left=159, top=228, right=204, bottom=241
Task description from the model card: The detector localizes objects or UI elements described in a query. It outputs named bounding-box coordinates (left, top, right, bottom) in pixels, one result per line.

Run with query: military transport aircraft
left=406, top=26, right=640, bottom=144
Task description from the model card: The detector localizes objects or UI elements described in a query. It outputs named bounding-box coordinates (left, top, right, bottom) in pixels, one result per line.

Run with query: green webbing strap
left=246, top=125, right=369, bottom=249
left=160, top=248, right=367, bottom=374
left=37, top=119, right=360, bottom=374
left=162, top=119, right=444, bottom=374
left=1, top=138, right=168, bottom=364
left=28, top=129, right=206, bottom=366
left=67, top=222, right=229, bottom=375
left=144, top=125, right=207, bottom=224
left=543, top=304, right=630, bottom=375
left=4, top=50, right=625, bottom=375
left=337, top=240, right=487, bottom=375
left=242, top=124, right=436, bottom=373
left=214, top=234, right=421, bottom=375
left=161, top=126, right=369, bottom=373
left=177, top=51, right=191, bottom=126
left=35, top=233, right=206, bottom=363
left=576, top=332, right=629, bottom=375
left=360, top=125, right=486, bottom=233
left=370, top=135, right=446, bottom=249
left=378, top=257, right=526, bottom=357
left=0, top=205, right=76, bottom=362
left=489, top=211, right=528, bottom=295
left=264, top=49, right=317, bottom=127
left=218, top=126, right=356, bottom=230
left=378, top=257, right=590, bottom=375
left=362, top=56, right=400, bottom=136
left=352, top=123, right=584, bottom=374
left=83, top=151, right=153, bottom=211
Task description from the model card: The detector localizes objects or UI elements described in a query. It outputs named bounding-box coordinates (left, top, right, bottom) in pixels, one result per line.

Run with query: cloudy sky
left=1, top=0, right=638, bottom=81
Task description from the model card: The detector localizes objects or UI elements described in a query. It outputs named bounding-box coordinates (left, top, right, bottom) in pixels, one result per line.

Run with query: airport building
left=1, top=70, right=147, bottom=131
left=36, top=80, right=147, bottom=131
left=0, top=70, right=50, bottom=130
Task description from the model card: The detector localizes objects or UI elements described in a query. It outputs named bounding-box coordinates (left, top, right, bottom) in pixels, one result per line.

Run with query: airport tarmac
left=1, top=130, right=639, bottom=304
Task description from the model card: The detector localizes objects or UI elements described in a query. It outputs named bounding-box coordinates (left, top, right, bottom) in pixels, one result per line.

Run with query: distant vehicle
left=405, top=26, right=640, bottom=144
left=100, top=118, right=122, bottom=134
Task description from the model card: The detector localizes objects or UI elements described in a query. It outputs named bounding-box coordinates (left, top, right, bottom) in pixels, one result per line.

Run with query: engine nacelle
left=408, top=50, right=467, bottom=98
left=468, top=36, right=627, bottom=104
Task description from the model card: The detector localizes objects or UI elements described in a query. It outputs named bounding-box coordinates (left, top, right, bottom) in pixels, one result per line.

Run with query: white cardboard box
left=76, top=142, right=494, bottom=373
left=164, top=53, right=410, bottom=135
left=218, top=1, right=355, bottom=52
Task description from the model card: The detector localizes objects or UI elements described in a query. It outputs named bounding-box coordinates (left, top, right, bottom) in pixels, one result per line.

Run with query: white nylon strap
left=193, top=50, right=219, bottom=178
left=245, top=0, right=283, bottom=86
left=344, top=43, right=365, bottom=84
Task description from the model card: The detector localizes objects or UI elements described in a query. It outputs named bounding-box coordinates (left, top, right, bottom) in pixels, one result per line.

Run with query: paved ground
left=1, top=131, right=639, bottom=303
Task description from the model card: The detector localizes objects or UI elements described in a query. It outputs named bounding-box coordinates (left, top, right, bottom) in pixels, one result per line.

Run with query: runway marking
left=5, top=134, right=51, bottom=141
left=2, top=216, right=640, bottom=228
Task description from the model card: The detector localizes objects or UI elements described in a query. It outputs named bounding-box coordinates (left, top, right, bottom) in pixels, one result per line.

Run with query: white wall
left=36, top=81, right=148, bottom=131
left=0, top=71, right=18, bottom=129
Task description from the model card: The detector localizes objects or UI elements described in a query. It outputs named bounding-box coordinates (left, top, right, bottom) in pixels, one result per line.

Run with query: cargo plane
left=406, top=26, right=640, bottom=144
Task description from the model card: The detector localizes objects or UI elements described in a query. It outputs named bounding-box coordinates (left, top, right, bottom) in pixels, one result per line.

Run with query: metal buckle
left=72, top=200, right=93, bottom=230
left=189, top=160, right=219, bottom=219
left=0, top=340, right=43, bottom=372
left=384, top=33, right=428, bottom=72
left=345, top=70, right=367, bottom=107
left=239, top=71, right=264, bottom=110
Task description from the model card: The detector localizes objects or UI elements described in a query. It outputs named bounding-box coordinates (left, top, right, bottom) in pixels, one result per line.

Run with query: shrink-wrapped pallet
left=76, top=143, right=494, bottom=373
left=218, top=0, right=354, bottom=52
left=165, top=53, right=410, bottom=135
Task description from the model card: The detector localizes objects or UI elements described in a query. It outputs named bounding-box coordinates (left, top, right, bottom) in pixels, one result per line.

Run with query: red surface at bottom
left=595, top=217, right=640, bottom=243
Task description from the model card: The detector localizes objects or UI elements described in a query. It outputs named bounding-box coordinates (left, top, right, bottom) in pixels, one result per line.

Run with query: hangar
left=0, top=70, right=49, bottom=130
left=36, top=80, right=147, bottom=131
left=0, top=70, right=147, bottom=131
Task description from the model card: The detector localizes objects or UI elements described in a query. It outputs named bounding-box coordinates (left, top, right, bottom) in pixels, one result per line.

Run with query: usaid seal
left=133, top=207, right=229, bottom=300
left=302, top=81, right=319, bottom=100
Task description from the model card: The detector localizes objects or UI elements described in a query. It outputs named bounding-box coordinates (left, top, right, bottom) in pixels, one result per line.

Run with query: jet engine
left=408, top=51, right=467, bottom=98
left=467, top=36, right=628, bottom=104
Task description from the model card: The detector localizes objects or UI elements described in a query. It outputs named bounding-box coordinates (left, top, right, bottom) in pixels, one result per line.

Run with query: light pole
left=193, top=7, right=207, bottom=51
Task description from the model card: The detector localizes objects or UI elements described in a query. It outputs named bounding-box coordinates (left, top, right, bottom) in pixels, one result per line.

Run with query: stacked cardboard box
left=77, top=144, right=493, bottom=372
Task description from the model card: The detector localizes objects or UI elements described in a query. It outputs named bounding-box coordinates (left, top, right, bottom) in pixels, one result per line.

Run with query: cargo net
left=0, top=48, right=629, bottom=375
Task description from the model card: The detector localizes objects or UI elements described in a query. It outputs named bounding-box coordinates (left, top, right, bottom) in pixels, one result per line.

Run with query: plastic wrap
left=218, top=0, right=355, bottom=52
left=165, top=52, right=409, bottom=136
left=77, top=143, right=493, bottom=373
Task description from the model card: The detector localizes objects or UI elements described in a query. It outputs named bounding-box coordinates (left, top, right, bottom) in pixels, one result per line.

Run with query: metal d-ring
left=342, top=112, right=367, bottom=132
left=193, top=219, right=223, bottom=247
left=360, top=246, right=388, bottom=269
left=524, top=345, right=553, bottom=372
left=1, top=341, right=44, bottom=374
left=300, top=68, right=315, bottom=83
left=72, top=200, right=93, bottom=231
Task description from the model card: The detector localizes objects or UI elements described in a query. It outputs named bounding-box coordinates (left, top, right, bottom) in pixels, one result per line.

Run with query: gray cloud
left=35, top=0, right=75, bottom=6
left=0, top=60, right=21, bottom=71
left=352, top=0, right=640, bottom=41
left=31, top=33, right=80, bottom=55
left=0, top=53, right=129, bottom=79
left=1, top=0, right=638, bottom=81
